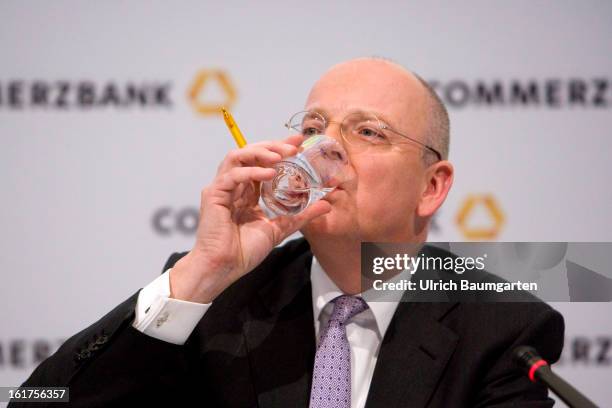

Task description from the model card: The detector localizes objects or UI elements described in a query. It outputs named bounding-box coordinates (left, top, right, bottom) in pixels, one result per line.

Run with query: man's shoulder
left=419, top=244, right=563, bottom=341
left=422, top=244, right=551, bottom=303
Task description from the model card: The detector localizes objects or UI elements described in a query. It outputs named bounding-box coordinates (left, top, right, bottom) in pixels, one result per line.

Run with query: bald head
left=413, top=71, right=450, bottom=161
left=308, top=58, right=449, bottom=161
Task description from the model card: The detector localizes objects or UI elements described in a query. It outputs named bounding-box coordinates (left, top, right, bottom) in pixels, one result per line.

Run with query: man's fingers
left=262, top=142, right=298, bottom=159
left=237, top=140, right=299, bottom=157
left=218, top=147, right=280, bottom=172
left=282, top=134, right=305, bottom=147
left=218, top=143, right=298, bottom=173
left=216, top=167, right=276, bottom=192
left=295, top=200, right=332, bottom=224
left=271, top=199, right=331, bottom=237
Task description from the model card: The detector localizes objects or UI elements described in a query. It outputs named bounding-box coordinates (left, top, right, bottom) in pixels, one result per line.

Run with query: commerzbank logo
left=0, top=68, right=238, bottom=114
left=456, top=194, right=505, bottom=240
left=187, top=69, right=237, bottom=116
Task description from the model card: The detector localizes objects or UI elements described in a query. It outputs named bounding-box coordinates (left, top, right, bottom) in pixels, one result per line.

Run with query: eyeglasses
left=285, top=110, right=442, bottom=161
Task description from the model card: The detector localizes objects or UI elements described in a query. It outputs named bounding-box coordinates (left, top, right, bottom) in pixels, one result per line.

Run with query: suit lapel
left=241, top=241, right=460, bottom=408
left=243, top=250, right=316, bottom=408
left=365, top=301, right=459, bottom=408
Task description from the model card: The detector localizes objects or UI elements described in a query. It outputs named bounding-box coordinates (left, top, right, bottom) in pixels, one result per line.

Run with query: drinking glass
left=259, top=135, right=351, bottom=217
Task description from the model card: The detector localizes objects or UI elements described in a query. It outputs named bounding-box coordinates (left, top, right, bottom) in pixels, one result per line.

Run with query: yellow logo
left=188, top=69, right=237, bottom=116
left=456, top=194, right=505, bottom=240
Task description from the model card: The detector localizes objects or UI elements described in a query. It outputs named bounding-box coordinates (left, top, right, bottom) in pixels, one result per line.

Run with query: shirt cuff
left=132, top=268, right=211, bottom=345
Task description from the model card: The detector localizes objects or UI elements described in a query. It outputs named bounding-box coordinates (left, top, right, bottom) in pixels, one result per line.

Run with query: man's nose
left=322, top=122, right=353, bottom=170
left=325, top=121, right=346, bottom=147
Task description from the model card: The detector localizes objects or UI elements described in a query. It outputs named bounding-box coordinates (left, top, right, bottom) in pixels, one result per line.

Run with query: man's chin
left=301, top=209, right=356, bottom=239
left=301, top=212, right=332, bottom=236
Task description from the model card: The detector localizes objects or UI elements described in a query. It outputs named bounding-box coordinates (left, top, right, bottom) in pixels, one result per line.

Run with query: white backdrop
left=1, top=1, right=611, bottom=406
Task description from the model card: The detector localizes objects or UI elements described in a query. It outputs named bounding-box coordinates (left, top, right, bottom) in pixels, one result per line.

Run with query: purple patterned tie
left=309, top=295, right=369, bottom=408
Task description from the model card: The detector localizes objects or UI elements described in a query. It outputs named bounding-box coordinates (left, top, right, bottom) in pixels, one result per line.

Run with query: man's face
left=300, top=60, right=433, bottom=242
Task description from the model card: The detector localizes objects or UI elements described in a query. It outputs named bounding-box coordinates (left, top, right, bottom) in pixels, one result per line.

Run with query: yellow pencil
left=221, top=107, right=247, bottom=148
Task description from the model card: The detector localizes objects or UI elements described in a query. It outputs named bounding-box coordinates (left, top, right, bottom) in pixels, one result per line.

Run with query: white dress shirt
left=133, top=256, right=404, bottom=408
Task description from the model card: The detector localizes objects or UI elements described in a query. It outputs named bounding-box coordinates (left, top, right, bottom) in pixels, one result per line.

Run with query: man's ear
left=417, top=160, right=454, bottom=217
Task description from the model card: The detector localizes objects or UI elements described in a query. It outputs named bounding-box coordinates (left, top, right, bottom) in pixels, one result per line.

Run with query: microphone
left=513, top=346, right=598, bottom=408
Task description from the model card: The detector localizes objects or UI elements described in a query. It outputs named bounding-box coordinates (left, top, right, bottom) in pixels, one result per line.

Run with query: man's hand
left=169, top=135, right=331, bottom=304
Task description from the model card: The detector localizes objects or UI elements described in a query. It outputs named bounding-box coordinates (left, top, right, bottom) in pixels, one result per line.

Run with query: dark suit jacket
left=13, top=238, right=564, bottom=407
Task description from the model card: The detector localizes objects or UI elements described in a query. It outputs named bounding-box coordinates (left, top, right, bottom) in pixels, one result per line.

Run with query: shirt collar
left=310, top=255, right=401, bottom=338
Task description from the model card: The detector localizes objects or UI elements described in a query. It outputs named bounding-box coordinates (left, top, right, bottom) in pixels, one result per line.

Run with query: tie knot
left=329, top=295, right=368, bottom=325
